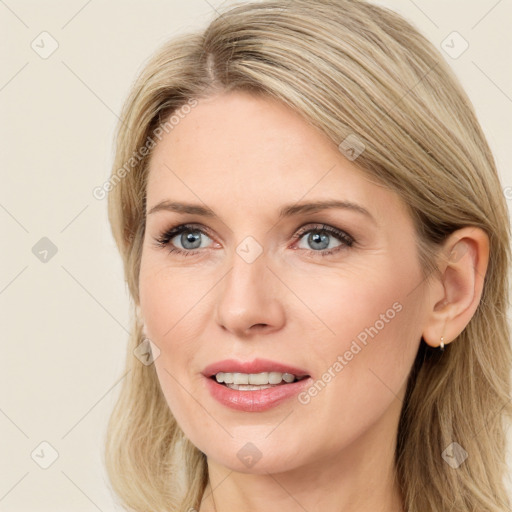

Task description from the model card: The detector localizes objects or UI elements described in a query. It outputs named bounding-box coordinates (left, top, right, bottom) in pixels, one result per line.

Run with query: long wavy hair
left=104, top=1, right=512, bottom=510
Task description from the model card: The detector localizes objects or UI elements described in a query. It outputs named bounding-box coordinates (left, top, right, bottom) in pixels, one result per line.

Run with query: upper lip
left=202, top=358, right=311, bottom=378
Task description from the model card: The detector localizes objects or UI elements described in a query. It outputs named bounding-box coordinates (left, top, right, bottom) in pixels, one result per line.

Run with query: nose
left=214, top=249, right=286, bottom=338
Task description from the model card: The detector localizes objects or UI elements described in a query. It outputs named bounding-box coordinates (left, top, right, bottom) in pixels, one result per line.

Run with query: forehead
left=146, top=91, right=407, bottom=225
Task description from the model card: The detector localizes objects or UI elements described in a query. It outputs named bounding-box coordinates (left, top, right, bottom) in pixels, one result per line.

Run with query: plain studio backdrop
left=1, top=0, right=511, bottom=510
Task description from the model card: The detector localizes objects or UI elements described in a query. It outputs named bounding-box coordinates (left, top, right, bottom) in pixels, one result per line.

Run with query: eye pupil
left=309, top=231, right=329, bottom=250
left=182, top=230, right=201, bottom=249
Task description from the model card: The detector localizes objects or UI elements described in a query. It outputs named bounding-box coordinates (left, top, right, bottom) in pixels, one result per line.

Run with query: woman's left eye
left=293, top=224, right=355, bottom=256
left=153, top=223, right=355, bottom=257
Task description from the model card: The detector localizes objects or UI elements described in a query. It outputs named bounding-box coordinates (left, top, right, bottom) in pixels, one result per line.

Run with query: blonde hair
left=105, top=1, right=512, bottom=510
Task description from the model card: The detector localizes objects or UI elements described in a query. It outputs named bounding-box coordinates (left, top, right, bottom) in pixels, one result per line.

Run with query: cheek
left=317, top=311, right=418, bottom=453
left=138, top=259, right=209, bottom=406
left=289, top=263, right=419, bottom=356
left=139, top=259, right=208, bottom=341
left=296, top=269, right=423, bottom=433
left=139, top=271, right=202, bottom=436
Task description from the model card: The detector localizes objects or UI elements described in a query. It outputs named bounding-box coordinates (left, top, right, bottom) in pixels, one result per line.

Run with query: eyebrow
left=148, top=199, right=376, bottom=224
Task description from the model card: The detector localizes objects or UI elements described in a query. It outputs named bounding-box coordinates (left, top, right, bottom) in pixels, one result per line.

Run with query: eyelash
left=153, top=223, right=355, bottom=258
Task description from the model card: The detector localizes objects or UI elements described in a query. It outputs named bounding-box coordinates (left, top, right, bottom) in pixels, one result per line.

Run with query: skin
left=138, top=90, right=489, bottom=512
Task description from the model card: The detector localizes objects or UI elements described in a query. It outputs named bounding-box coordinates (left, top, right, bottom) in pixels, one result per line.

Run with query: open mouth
left=203, top=364, right=313, bottom=411
left=209, top=371, right=310, bottom=391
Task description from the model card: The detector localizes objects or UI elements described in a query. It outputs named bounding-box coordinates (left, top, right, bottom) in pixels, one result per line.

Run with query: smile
left=202, top=359, right=312, bottom=412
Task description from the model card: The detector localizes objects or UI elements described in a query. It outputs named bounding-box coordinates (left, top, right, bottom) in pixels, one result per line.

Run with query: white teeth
left=268, top=372, right=283, bottom=384
left=249, top=372, right=268, bottom=385
left=233, top=373, right=249, bottom=385
left=214, top=371, right=299, bottom=385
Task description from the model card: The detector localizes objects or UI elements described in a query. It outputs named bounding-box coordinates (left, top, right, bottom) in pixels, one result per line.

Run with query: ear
left=422, top=226, right=490, bottom=348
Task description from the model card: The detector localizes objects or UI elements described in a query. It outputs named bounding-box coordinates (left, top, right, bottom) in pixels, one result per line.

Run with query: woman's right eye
left=154, top=224, right=214, bottom=256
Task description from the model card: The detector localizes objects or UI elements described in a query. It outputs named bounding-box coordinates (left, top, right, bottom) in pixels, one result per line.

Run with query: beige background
left=1, top=0, right=511, bottom=510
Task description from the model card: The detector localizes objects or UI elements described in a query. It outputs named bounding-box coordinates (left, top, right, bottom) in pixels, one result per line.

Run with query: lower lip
left=203, top=375, right=313, bottom=412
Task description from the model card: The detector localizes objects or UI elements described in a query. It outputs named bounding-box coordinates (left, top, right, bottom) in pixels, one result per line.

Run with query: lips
left=201, top=358, right=311, bottom=379
left=201, top=358, right=312, bottom=412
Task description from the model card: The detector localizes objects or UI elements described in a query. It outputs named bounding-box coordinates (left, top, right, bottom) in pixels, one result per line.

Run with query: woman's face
left=139, top=90, right=429, bottom=473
